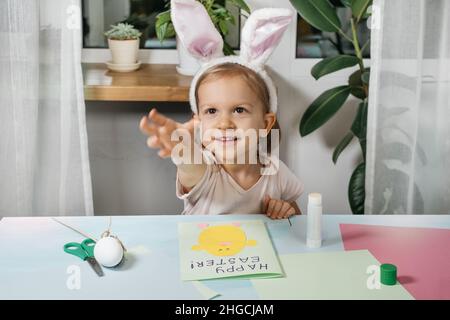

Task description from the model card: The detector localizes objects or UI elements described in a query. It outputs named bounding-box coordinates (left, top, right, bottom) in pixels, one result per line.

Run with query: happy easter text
left=190, top=255, right=268, bottom=274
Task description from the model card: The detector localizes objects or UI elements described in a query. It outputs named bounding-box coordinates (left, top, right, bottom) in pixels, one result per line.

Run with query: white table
left=0, top=214, right=448, bottom=299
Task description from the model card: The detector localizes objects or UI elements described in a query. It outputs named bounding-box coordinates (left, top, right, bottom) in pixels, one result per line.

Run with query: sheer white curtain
left=366, top=0, right=450, bottom=214
left=0, top=0, right=93, bottom=216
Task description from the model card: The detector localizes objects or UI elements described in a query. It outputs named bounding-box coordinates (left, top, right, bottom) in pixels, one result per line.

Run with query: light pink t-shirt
left=176, top=153, right=304, bottom=215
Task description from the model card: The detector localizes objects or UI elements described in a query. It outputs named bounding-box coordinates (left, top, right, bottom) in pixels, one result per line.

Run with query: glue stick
left=307, top=193, right=322, bottom=248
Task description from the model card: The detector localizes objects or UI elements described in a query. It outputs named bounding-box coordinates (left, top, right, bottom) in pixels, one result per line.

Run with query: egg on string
left=52, top=216, right=127, bottom=269
left=94, top=231, right=126, bottom=268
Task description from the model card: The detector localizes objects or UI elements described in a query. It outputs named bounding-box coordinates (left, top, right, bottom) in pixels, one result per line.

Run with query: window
left=295, top=4, right=370, bottom=59
left=82, top=0, right=241, bottom=50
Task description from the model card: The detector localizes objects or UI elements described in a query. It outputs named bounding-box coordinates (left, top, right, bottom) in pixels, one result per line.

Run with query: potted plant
left=104, top=23, right=142, bottom=70
left=155, top=0, right=251, bottom=75
left=290, top=0, right=372, bottom=214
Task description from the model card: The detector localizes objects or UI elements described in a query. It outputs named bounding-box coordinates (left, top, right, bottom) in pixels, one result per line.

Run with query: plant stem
left=360, top=38, right=370, bottom=55
left=351, top=17, right=368, bottom=97
left=350, top=18, right=364, bottom=71
left=338, top=29, right=353, bottom=43
left=351, top=18, right=368, bottom=163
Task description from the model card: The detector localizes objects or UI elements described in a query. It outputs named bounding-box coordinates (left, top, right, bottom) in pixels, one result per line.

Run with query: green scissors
left=63, top=239, right=104, bottom=277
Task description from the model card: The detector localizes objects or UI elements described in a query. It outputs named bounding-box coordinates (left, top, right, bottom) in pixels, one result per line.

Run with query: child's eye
left=234, top=106, right=246, bottom=113
left=205, top=108, right=217, bottom=114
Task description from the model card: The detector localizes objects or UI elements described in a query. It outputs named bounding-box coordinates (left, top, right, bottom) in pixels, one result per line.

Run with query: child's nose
left=216, top=115, right=235, bottom=130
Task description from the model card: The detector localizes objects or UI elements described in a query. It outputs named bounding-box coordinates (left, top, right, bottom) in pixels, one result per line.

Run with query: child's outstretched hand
left=139, top=108, right=196, bottom=158
left=262, top=195, right=298, bottom=219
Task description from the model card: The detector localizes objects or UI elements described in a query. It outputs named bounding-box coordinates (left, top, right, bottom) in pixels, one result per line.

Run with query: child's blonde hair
left=194, top=63, right=281, bottom=152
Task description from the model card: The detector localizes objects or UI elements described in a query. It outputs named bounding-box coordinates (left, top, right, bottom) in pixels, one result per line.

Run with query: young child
left=139, top=1, right=303, bottom=219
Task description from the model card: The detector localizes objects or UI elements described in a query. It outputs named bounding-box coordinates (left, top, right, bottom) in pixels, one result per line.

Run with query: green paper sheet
left=251, top=250, right=414, bottom=300
left=178, top=220, right=283, bottom=281
left=192, top=281, right=221, bottom=300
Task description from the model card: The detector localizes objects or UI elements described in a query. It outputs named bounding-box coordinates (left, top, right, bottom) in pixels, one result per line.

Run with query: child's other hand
left=139, top=108, right=196, bottom=158
left=262, top=195, right=296, bottom=219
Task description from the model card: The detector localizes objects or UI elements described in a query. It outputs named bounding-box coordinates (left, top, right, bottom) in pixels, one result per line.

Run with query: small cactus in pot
left=105, top=23, right=142, bottom=65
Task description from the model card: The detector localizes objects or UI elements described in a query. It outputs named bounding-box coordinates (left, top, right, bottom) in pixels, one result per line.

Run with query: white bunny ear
left=240, top=8, right=294, bottom=67
left=171, top=0, right=224, bottom=62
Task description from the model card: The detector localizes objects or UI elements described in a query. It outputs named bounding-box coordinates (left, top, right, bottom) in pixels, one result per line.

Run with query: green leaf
left=165, top=23, right=176, bottom=38
left=156, top=22, right=168, bottom=43
left=348, top=68, right=368, bottom=86
left=300, top=85, right=351, bottom=136
left=361, top=69, right=370, bottom=84
left=351, top=0, right=372, bottom=22
left=223, top=41, right=235, bottom=56
left=351, top=100, right=368, bottom=139
left=348, top=69, right=360, bottom=86
left=155, top=10, right=172, bottom=27
left=333, top=132, right=354, bottom=164
left=212, top=3, right=225, bottom=9
left=289, top=0, right=342, bottom=32
left=350, top=87, right=365, bottom=99
left=155, top=10, right=174, bottom=42
left=311, top=55, right=359, bottom=80
left=228, top=0, right=251, bottom=14
left=348, top=162, right=365, bottom=214
left=351, top=100, right=368, bottom=157
left=213, top=6, right=227, bottom=16
left=218, top=20, right=228, bottom=35
left=348, top=68, right=368, bottom=99
left=225, top=13, right=236, bottom=25
left=341, top=0, right=352, bottom=7
left=105, top=23, right=142, bottom=40
left=360, top=137, right=366, bottom=160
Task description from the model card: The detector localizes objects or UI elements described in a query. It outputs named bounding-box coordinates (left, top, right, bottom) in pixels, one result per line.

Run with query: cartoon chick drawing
left=192, top=223, right=257, bottom=257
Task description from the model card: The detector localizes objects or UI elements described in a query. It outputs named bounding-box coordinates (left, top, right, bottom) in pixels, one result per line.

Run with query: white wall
left=86, top=0, right=366, bottom=215
left=86, top=102, right=187, bottom=215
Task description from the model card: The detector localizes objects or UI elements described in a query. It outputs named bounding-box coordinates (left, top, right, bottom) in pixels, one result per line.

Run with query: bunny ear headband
left=170, top=0, right=294, bottom=114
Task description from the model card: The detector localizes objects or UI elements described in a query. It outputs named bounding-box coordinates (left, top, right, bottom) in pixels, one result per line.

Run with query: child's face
left=195, top=75, right=276, bottom=164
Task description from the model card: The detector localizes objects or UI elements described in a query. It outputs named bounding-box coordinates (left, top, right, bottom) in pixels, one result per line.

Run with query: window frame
left=81, top=0, right=242, bottom=64
left=290, top=13, right=371, bottom=78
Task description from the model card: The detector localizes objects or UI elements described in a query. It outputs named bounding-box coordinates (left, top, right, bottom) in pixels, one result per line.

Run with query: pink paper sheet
left=340, top=224, right=450, bottom=300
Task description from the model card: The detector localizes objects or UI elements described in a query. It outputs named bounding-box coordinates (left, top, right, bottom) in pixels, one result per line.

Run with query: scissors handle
left=64, top=238, right=96, bottom=260
left=64, top=242, right=88, bottom=261
left=81, top=238, right=96, bottom=257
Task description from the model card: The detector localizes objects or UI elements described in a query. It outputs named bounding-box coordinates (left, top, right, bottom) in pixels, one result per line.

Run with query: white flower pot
left=175, top=35, right=200, bottom=76
left=108, top=39, right=139, bottom=65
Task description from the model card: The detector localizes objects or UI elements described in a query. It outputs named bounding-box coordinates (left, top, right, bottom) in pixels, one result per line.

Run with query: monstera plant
left=290, top=0, right=372, bottom=214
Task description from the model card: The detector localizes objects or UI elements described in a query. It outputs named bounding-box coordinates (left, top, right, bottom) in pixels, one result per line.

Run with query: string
left=53, top=216, right=126, bottom=252
left=51, top=217, right=98, bottom=242
left=107, top=216, right=112, bottom=234
left=102, top=216, right=112, bottom=238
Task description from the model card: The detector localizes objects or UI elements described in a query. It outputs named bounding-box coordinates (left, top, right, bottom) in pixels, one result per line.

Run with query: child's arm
left=177, top=163, right=206, bottom=193
left=139, top=108, right=206, bottom=191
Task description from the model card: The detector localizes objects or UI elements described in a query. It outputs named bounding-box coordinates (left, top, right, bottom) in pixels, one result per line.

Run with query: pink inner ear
left=171, top=0, right=223, bottom=60
left=191, top=38, right=218, bottom=58
left=231, top=222, right=241, bottom=227
left=198, top=223, right=209, bottom=229
left=250, top=16, right=292, bottom=59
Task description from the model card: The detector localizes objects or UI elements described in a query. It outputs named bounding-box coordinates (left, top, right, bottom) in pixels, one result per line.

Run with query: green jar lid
left=380, top=263, right=397, bottom=285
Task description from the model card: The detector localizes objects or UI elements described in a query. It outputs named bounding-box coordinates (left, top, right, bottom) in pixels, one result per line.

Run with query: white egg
left=94, top=236, right=124, bottom=268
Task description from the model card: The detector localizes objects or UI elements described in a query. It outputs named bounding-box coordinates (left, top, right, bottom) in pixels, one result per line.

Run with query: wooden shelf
left=83, top=63, right=193, bottom=102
